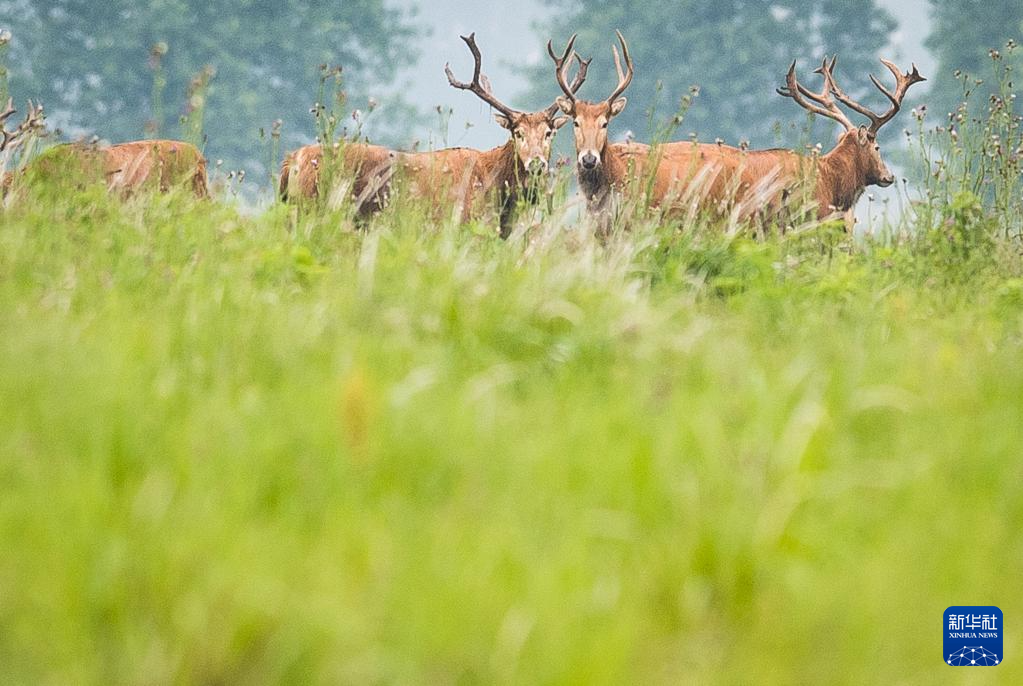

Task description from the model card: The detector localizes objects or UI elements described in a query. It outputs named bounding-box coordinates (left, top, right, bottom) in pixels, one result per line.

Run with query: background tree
left=925, top=0, right=1023, bottom=117
left=523, top=1, right=899, bottom=148
left=0, top=1, right=422, bottom=173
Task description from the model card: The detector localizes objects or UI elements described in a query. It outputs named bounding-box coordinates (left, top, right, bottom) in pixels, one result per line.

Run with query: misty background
left=1, top=1, right=1021, bottom=196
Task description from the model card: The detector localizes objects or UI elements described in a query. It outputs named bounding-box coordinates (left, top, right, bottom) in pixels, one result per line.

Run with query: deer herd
left=2, top=31, right=925, bottom=236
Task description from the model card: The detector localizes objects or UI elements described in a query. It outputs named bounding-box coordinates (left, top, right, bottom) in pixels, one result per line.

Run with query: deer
left=403, top=32, right=589, bottom=237
left=278, top=141, right=397, bottom=215
left=652, top=56, right=926, bottom=230
left=280, top=33, right=589, bottom=238
left=549, top=30, right=652, bottom=230
left=91, top=139, right=209, bottom=197
left=6, top=136, right=209, bottom=199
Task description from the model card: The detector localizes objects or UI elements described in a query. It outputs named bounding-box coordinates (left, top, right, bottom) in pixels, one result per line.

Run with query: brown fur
left=559, top=100, right=642, bottom=218
left=280, top=111, right=567, bottom=236
left=653, top=128, right=892, bottom=223
left=102, top=140, right=209, bottom=198
left=645, top=57, right=923, bottom=229
left=5, top=139, right=208, bottom=198
left=278, top=142, right=396, bottom=215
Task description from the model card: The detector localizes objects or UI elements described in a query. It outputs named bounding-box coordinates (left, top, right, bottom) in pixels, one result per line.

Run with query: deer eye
left=573, top=121, right=580, bottom=128
left=601, top=121, right=608, bottom=129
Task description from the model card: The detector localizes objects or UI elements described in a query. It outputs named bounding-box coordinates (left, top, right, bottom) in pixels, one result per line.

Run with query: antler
left=544, top=51, right=590, bottom=116
left=777, top=58, right=857, bottom=132
left=549, top=31, right=630, bottom=107
left=0, top=98, right=45, bottom=153
left=548, top=33, right=581, bottom=104
left=445, top=33, right=519, bottom=120
left=606, top=30, right=634, bottom=104
left=826, top=57, right=926, bottom=133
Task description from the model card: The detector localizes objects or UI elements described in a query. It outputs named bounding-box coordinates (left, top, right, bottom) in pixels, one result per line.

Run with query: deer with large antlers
left=653, top=56, right=925, bottom=229
left=549, top=31, right=654, bottom=227
left=281, top=33, right=588, bottom=237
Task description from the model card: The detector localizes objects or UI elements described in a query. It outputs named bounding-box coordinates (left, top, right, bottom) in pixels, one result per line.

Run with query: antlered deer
left=549, top=31, right=652, bottom=226
left=281, top=34, right=589, bottom=238
left=653, top=57, right=925, bottom=229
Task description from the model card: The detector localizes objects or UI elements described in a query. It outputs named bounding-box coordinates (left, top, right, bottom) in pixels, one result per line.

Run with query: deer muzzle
left=579, top=151, right=600, bottom=170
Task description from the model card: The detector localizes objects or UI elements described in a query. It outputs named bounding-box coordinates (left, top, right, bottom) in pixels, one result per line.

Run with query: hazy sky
left=399, top=0, right=937, bottom=150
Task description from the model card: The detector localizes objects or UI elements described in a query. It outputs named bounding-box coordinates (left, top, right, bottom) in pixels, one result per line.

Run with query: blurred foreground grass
left=0, top=178, right=1021, bottom=684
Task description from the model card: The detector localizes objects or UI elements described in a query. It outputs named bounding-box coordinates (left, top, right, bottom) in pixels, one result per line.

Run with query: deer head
left=446, top=33, right=589, bottom=174
left=777, top=56, right=925, bottom=188
left=549, top=31, right=633, bottom=172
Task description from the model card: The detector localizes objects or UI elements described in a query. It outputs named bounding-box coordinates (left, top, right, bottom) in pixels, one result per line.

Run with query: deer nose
left=527, top=157, right=548, bottom=174
left=877, top=174, right=895, bottom=187
left=580, top=152, right=599, bottom=170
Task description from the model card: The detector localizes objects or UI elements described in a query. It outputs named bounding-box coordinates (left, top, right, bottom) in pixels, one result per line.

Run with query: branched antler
left=548, top=33, right=581, bottom=105
left=445, top=33, right=519, bottom=120
left=831, top=58, right=926, bottom=133
left=544, top=49, right=590, bottom=116
left=606, top=30, right=634, bottom=104
left=0, top=98, right=45, bottom=154
left=777, top=58, right=856, bottom=131
left=779, top=56, right=926, bottom=134
left=549, top=31, right=627, bottom=107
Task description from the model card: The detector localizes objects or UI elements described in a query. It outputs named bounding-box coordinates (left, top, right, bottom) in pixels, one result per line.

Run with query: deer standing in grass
left=6, top=134, right=209, bottom=199
left=281, top=34, right=589, bottom=237
left=653, top=57, right=925, bottom=229
left=278, top=142, right=396, bottom=214
left=87, top=140, right=209, bottom=197
left=549, top=31, right=651, bottom=229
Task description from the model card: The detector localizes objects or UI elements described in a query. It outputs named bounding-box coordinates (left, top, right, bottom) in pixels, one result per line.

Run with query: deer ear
left=857, top=125, right=871, bottom=145
left=552, top=115, right=570, bottom=130
left=555, top=96, right=574, bottom=115
left=494, top=113, right=514, bottom=130
left=610, top=97, right=628, bottom=117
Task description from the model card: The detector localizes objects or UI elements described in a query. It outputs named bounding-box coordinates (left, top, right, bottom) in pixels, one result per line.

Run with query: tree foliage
left=524, top=1, right=898, bottom=148
left=925, top=0, right=1023, bottom=117
left=0, top=0, right=422, bottom=171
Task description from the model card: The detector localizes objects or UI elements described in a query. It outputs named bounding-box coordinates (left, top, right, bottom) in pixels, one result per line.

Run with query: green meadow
left=2, top=56, right=1023, bottom=686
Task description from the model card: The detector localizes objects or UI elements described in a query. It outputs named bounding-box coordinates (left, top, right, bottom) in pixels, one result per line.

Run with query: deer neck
left=479, top=140, right=527, bottom=202
left=578, top=142, right=628, bottom=211
left=817, top=136, right=869, bottom=214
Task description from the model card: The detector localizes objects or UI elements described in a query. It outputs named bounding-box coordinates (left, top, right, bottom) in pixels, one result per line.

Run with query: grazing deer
left=549, top=31, right=650, bottom=226
left=6, top=136, right=209, bottom=199
left=96, top=140, right=209, bottom=197
left=654, top=57, right=925, bottom=229
left=281, top=33, right=588, bottom=238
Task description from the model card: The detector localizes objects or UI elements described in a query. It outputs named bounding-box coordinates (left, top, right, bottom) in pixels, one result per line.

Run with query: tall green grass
left=1, top=46, right=1022, bottom=685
